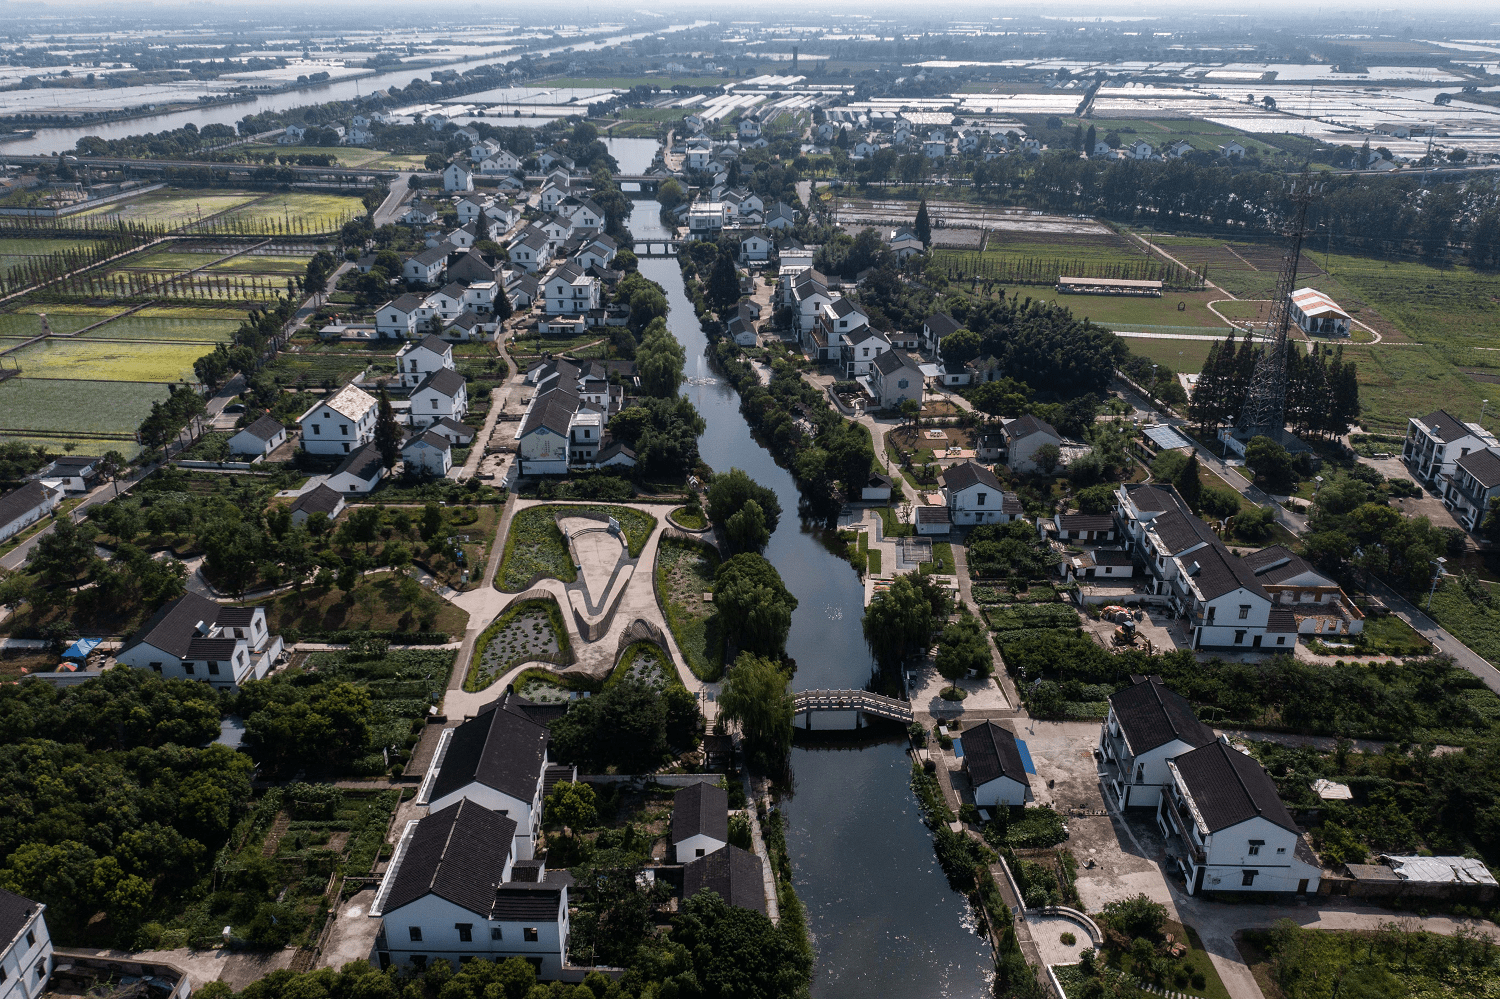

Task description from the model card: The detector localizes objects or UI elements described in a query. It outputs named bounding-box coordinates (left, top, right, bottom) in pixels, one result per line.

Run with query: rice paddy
left=4, top=338, right=207, bottom=382
left=0, top=378, right=170, bottom=438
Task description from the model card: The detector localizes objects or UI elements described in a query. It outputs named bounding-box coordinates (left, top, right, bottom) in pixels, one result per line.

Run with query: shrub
left=1061, top=932, right=1076, bottom=945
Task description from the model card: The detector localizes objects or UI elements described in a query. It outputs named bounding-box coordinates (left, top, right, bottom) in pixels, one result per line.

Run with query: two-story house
left=922, top=312, right=962, bottom=355
left=939, top=462, right=1020, bottom=526
left=1097, top=675, right=1218, bottom=809
left=1446, top=447, right=1500, bottom=532
left=508, top=228, right=550, bottom=274
left=298, top=384, right=378, bottom=455
left=395, top=335, right=455, bottom=390
left=442, top=162, right=473, bottom=192
left=840, top=327, right=890, bottom=378
left=402, top=431, right=452, bottom=478
left=370, top=798, right=572, bottom=976
left=1242, top=545, right=1364, bottom=638
left=418, top=692, right=551, bottom=860
left=410, top=368, right=468, bottom=427
left=404, top=245, right=450, bottom=285
left=0, top=481, right=64, bottom=544
left=1158, top=739, right=1321, bottom=895
left=376, top=294, right=424, bottom=338
left=1002, top=415, right=1064, bottom=474
left=115, top=591, right=283, bottom=691
left=543, top=263, right=601, bottom=315
left=1403, top=409, right=1498, bottom=489
left=0, top=888, right=52, bottom=999
left=865, top=349, right=924, bottom=411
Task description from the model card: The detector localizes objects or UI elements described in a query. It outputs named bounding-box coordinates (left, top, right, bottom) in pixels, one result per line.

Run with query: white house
left=1445, top=447, right=1500, bottom=532
left=377, top=294, right=424, bottom=339
left=454, top=197, right=490, bottom=226
left=0, top=888, right=52, bottom=999
left=1403, top=409, right=1499, bottom=489
left=402, top=431, right=453, bottom=478
left=922, top=312, right=961, bottom=355
left=515, top=386, right=603, bottom=475
left=1220, top=141, right=1246, bottom=158
left=1288, top=287, right=1352, bottom=337
left=370, top=798, right=571, bottom=977
left=886, top=226, right=924, bottom=259
left=923, top=139, right=948, bottom=159
left=1054, top=513, right=1116, bottom=542
left=401, top=202, right=441, bottom=227
left=1159, top=739, right=1321, bottom=896
left=431, top=417, right=477, bottom=447
left=289, top=483, right=346, bottom=527
left=227, top=415, right=287, bottom=458
left=420, top=692, right=551, bottom=860
left=865, top=349, right=924, bottom=410
left=278, top=124, right=306, bottom=145
left=1129, top=139, right=1155, bottom=160
left=298, top=384, right=378, bottom=455
left=1098, top=675, right=1218, bottom=810
left=325, top=443, right=387, bottom=495
left=1002, top=414, right=1064, bottom=474
left=571, top=234, right=618, bottom=272
left=395, top=334, right=455, bottom=390
left=442, top=163, right=474, bottom=192
left=963, top=721, right=1034, bottom=807
left=861, top=472, right=894, bottom=502
left=404, top=245, right=450, bottom=285
left=940, top=462, right=1019, bottom=525
left=480, top=149, right=523, bottom=174
left=840, top=327, right=890, bottom=379
left=544, top=263, right=601, bottom=315
left=765, top=203, right=796, bottom=231
left=1241, top=545, right=1365, bottom=638
left=0, top=481, right=61, bottom=543
left=410, top=368, right=469, bottom=427
left=671, top=783, right=728, bottom=863
left=114, top=591, right=283, bottom=692
left=738, top=118, right=761, bottom=140
left=31, top=455, right=102, bottom=494
left=738, top=233, right=773, bottom=263
left=509, top=228, right=550, bottom=274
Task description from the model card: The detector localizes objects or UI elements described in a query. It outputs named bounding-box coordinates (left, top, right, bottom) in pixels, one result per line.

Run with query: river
left=3, top=24, right=703, bottom=157
left=631, top=200, right=993, bottom=999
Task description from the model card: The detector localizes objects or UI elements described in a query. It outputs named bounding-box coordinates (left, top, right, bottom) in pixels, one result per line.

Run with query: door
left=1297, top=879, right=1309, bottom=894
left=1193, top=866, right=1205, bottom=894
left=1252, top=635, right=1262, bottom=648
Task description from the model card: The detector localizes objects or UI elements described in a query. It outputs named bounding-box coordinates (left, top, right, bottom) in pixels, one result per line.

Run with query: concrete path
left=741, top=772, right=781, bottom=924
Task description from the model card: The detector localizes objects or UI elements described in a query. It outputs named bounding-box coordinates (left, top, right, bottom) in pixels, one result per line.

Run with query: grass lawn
left=466, top=597, right=570, bottom=691
left=655, top=536, right=722, bottom=682
left=669, top=505, right=706, bottom=529
left=366, top=154, right=432, bottom=170
left=1119, top=336, right=1220, bottom=375
left=1340, top=611, right=1433, bottom=658
left=207, top=192, right=366, bottom=234
left=240, top=144, right=389, bottom=167
left=1426, top=579, right=1500, bottom=667
left=253, top=572, right=469, bottom=638
left=1114, top=921, right=1232, bottom=999
left=496, top=503, right=656, bottom=592
left=1341, top=344, right=1493, bottom=435
left=77, top=190, right=261, bottom=227
left=1057, top=290, right=1231, bottom=331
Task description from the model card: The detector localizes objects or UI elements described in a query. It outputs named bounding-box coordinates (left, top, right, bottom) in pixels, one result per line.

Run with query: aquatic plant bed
left=655, top=536, right=722, bottom=682
left=985, top=603, right=1081, bottom=631
left=608, top=640, right=684, bottom=692
left=465, top=598, right=570, bottom=692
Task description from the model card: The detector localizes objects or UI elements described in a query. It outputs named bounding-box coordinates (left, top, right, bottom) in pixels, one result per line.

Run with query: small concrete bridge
left=612, top=174, right=667, bottom=193
left=792, top=689, right=913, bottom=729
left=634, top=241, right=680, bottom=257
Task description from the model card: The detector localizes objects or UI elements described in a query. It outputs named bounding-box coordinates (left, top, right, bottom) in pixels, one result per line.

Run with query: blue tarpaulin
left=952, top=738, right=965, bottom=759
left=1015, top=738, right=1037, bottom=775
left=61, top=637, right=101, bottom=661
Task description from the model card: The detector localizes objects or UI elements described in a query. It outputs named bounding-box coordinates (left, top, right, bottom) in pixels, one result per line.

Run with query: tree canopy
left=713, top=553, right=798, bottom=659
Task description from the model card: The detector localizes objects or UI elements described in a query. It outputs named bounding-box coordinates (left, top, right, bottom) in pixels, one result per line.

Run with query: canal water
left=631, top=200, right=993, bottom=999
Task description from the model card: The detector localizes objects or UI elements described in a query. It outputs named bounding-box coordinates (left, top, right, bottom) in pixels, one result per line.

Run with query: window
left=1234, top=630, right=1246, bottom=644
left=976, top=492, right=986, bottom=506
left=34, top=964, right=43, bottom=980
left=1248, top=840, right=1263, bottom=856
left=1238, top=605, right=1251, bottom=620
left=524, top=928, right=539, bottom=942
left=184, top=663, right=195, bottom=675
left=456, top=924, right=473, bottom=942
left=1241, top=870, right=1258, bottom=887
left=343, top=443, right=350, bottom=453
left=312, top=424, right=321, bottom=435
left=1277, top=847, right=1287, bottom=854
left=409, top=927, right=423, bottom=942
left=490, top=927, right=503, bottom=940
left=432, top=399, right=439, bottom=409
left=339, top=424, right=348, bottom=435
left=0, top=966, right=6, bottom=982
left=22, top=932, right=30, bottom=949
left=207, top=662, right=220, bottom=676
left=1206, top=606, right=1216, bottom=622
left=150, top=662, right=162, bottom=673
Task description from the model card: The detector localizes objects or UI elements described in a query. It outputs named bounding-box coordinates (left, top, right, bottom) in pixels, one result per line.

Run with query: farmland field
left=5, top=338, right=206, bottom=382
left=82, top=315, right=240, bottom=342
left=1342, top=344, right=1493, bottom=434
left=1053, top=290, right=1231, bottom=330
left=210, top=253, right=312, bottom=275
left=0, top=236, right=107, bottom=282
left=0, top=312, right=106, bottom=337
left=0, top=378, right=168, bottom=436
left=1117, top=337, right=1221, bottom=375
left=207, top=192, right=366, bottom=234
left=239, top=144, right=388, bottom=167
left=76, top=190, right=262, bottom=227
left=366, top=154, right=431, bottom=170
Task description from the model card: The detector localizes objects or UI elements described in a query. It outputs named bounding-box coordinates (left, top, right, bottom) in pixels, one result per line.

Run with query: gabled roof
left=1124, top=483, right=1184, bottom=515
left=1241, top=545, right=1327, bottom=586
left=1457, top=448, right=1500, bottom=489
left=513, top=229, right=549, bottom=252
left=1180, top=541, right=1270, bottom=603
left=522, top=386, right=582, bottom=437
left=1172, top=740, right=1299, bottom=835
left=383, top=293, right=426, bottom=314
left=964, top=721, right=1031, bottom=789
left=940, top=461, right=1002, bottom=493
left=828, top=297, right=866, bottom=319
left=236, top=414, right=285, bottom=442
left=672, top=783, right=729, bottom=845
left=1416, top=409, right=1478, bottom=444
left=382, top=799, right=517, bottom=917
left=411, top=244, right=451, bottom=267
left=548, top=261, right=586, bottom=284
left=123, top=591, right=222, bottom=660
left=871, top=349, right=920, bottom=376
left=490, top=872, right=572, bottom=919
left=430, top=693, right=548, bottom=803
left=304, top=383, right=377, bottom=424
left=682, top=845, right=766, bottom=914
left=332, top=443, right=384, bottom=482
left=291, top=483, right=344, bottom=516
left=1109, top=676, right=1216, bottom=756
left=1004, top=414, right=1060, bottom=442
left=0, top=888, right=40, bottom=946
left=413, top=368, right=467, bottom=399
left=1149, top=509, right=1218, bottom=555
left=598, top=440, right=635, bottom=462
left=408, top=333, right=450, bottom=356
left=434, top=417, right=478, bottom=440
left=1058, top=513, right=1114, bottom=532
left=404, top=430, right=452, bottom=453
left=437, top=281, right=467, bottom=300
left=925, top=312, right=961, bottom=338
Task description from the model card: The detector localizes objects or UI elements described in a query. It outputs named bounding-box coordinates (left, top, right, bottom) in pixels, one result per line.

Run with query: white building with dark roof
left=1445, top=447, right=1500, bottom=532
left=289, top=483, right=346, bottom=526
left=403, top=431, right=453, bottom=478
left=370, top=798, right=572, bottom=976
left=0, top=481, right=61, bottom=543
left=410, top=368, right=469, bottom=427
left=0, top=888, right=50, bottom=999
left=864, top=349, right=924, bottom=410
left=1158, top=739, right=1320, bottom=896
left=1098, top=675, right=1218, bottom=809
left=377, top=294, right=425, bottom=338
left=672, top=783, right=729, bottom=863
left=298, top=384, right=378, bottom=456
left=1403, top=409, right=1498, bottom=488
left=326, top=443, right=387, bottom=494
left=1002, top=415, right=1064, bottom=474
left=1241, top=545, right=1364, bottom=637
left=114, top=591, right=282, bottom=691
left=396, top=335, right=455, bottom=391
left=962, top=721, right=1033, bottom=807
left=682, top=845, right=766, bottom=914
left=227, top=415, right=287, bottom=458
left=939, top=461, right=1019, bottom=525
left=922, top=312, right=961, bottom=354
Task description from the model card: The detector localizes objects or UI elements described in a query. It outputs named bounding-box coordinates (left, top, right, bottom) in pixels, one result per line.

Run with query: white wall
left=674, top=834, right=727, bottom=864
left=0, top=908, right=51, bottom=999
left=381, top=893, right=568, bottom=979
left=973, top=775, right=1030, bottom=807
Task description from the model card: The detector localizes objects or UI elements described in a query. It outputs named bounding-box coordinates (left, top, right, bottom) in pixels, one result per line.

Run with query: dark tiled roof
left=1004, top=414, right=1060, bottom=442
left=1457, top=448, right=1500, bottom=489
left=1417, top=409, right=1475, bottom=444
left=187, top=637, right=239, bottom=660
left=683, top=845, right=766, bottom=914
left=1001, top=495, right=1024, bottom=515
left=0, top=888, right=39, bottom=946
left=414, top=368, right=466, bottom=398
left=1182, top=542, right=1270, bottom=602
left=940, top=461, right=1002, bottom=493
left=292, top=484, right=344, bottom=516
left=916, top=506, right=951, bottom=524
left=1090, top=549, right=1133, bottom=566
left=1109, top=676, right=1216, bottom=756
left=1149, top=509, right=1217, bottom=555
left=124, top=591, right=221, bottom=660
left=332, top=444, right=384, bottom=483
left=1242, top=545, right=1322, bottom=585
left=404, top=430, right=451, bottom=452
left=672, top=783, right=729, bottom=845
left=418, top=334, right=450, bottom=355
left=383, top=799, right=517, bottom=917
left=490, top=872, right=572, bottom=920
left=1173, top=740, right=1299, bottom=834
left=216, top=607, right=257, bottom=628
left=412, top=245, right=451, bottom=267
left=871, top=349, right=919, bottom=376
left=542, top=764, right=576, bottom=798
left=522, top=386, right=582, bottom=437
left=237, top=414, right=285, bottom=442
left=430, top=694, right=548, bottom=803
left=964, top=721, right=1030, bottom=790
left=868, top=472, right=893, bottom=488
left=598, top=441, right=635, bottom=462
left=385, top=293, right=425, bottom=313
left=925, top=312, right=961, bottom=338
left=434, top=417, right=477, bottom=441
left=1267, top=608, right=1298, bottom=633
left=1125, top=483, right=1186, bottom=515
left=1059, top=514, right=1114, bottom=532
left=0, top=481, right=54, bottom=530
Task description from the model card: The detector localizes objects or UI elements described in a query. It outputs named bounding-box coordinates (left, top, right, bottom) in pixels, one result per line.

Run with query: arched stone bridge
left=792, top=689, right=913, bottom=728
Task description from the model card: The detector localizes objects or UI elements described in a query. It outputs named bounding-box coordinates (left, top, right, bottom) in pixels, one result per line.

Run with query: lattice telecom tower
left=1234, top=178, right=1322, bottom=442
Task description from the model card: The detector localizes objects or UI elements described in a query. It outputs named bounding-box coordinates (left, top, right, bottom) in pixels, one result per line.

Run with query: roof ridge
left=430, top=800, right=464, bottom=893
left=1220, top=740, right=1261, bottom=816
left=1148, top=679, right=1180, bottom=740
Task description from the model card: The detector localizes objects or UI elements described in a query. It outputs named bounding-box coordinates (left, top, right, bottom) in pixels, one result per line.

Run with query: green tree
left=1244, top=435, right=1294, bottom=491
left=914, top=197, right=932, bottom=246
left=713, top=553, right=798, bottom=659
left=707, top=468, right=782, bottom=535
left=544, top=781, right=598, bottom=836
left=707, top=250, right=742, bottom=313
left=657, top=178, right=686, bottom=211
left=303, top=250, right=337, bottom=295
left=719, top=652, right=794, bottom=768
left=373, top=388, right=402, bottom=469
left=635, top=317, right=686, bottom=397
left=1174, top=451, right=1203, bottom=513
left=936, top=613, right=992, bottom=688
left=940, top=328, right=981, bottom=366
left=421, top=501, right=444, bottom=541
left=27, top=515, right=98, bottom=586
left=863, top=572, right=946, bottom=671
left=1034, top=442, right=1061, bottom=475
left=550, top=676, right=668, bottom=773
left=724, top=498, right=771, bottom=555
